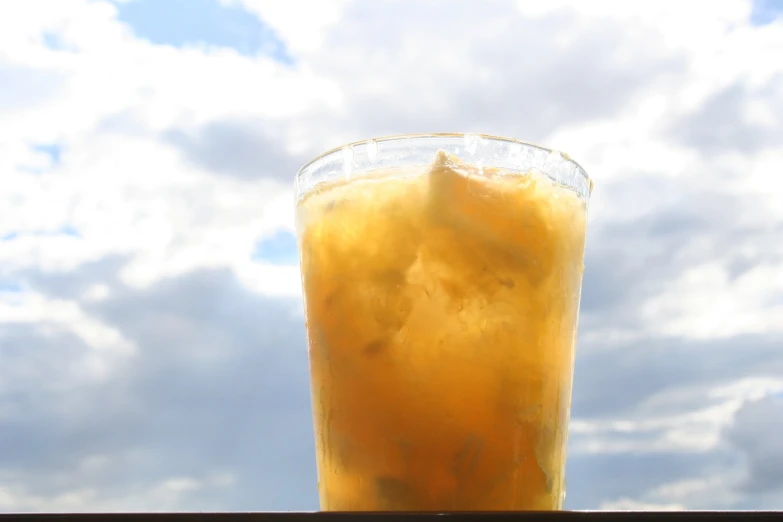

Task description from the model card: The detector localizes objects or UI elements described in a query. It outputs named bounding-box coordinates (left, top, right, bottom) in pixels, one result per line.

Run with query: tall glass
left=295, top=134, right=592, bottom=511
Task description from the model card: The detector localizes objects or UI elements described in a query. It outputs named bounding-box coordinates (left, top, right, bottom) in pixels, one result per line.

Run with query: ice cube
left=426, top=150, right=557, bottom=284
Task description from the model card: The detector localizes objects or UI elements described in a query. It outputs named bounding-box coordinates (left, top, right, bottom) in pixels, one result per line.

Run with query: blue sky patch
left=252, top=230, right=299, bottom=265
left=1, top=226, right=80, bottom=242
left=42, top=31, right=68, bottom=50
left=33, top=143, right=62, bottom=166
left=0, top=281, right=23, bottom=293
left=116, top=0, right=293, bottom=62
left=59, top=225, right=80, bottom=237
left=751, top=0, right=783, bottom=25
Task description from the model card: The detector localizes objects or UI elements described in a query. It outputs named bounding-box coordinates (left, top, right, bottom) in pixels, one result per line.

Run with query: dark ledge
left=0, top=513, right=780, bottom=522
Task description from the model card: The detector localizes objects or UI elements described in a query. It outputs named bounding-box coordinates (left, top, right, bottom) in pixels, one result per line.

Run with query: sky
left=1, top=0, right=783, bottom=512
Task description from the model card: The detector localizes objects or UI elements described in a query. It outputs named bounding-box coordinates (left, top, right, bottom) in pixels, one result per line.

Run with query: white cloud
left=227, top=0, right=351, bottom=55
left=649, top=474, right=744, bottom=508
left=0, top=472, right=235, bottom=512
left=599, top=498, right=685, bottom=511
left=571, top=378, right=783, bottom=456
left=0, top=293, right=129, bottom=351
left=642, top=261, right=783, bottom=339
left=726, top=395, right=783, bottom=494
left=0, top=291, right=134, bottom=385
left=0, top=0, right=336, bottom=294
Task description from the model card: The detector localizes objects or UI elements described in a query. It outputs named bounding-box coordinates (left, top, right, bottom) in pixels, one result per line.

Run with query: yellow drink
left=296, top=139, right=590, bottom=511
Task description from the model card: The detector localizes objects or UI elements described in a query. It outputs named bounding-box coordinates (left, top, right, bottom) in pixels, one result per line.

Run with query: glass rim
left=295, top=132, right=592, bottom=189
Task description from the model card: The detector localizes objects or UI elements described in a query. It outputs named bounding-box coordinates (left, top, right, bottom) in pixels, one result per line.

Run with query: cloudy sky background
left=1, top=0, right=783, bottom=512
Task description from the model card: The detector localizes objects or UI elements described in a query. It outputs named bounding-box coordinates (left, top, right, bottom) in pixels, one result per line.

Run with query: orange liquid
left=296, top=151, right=588, bottom=511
